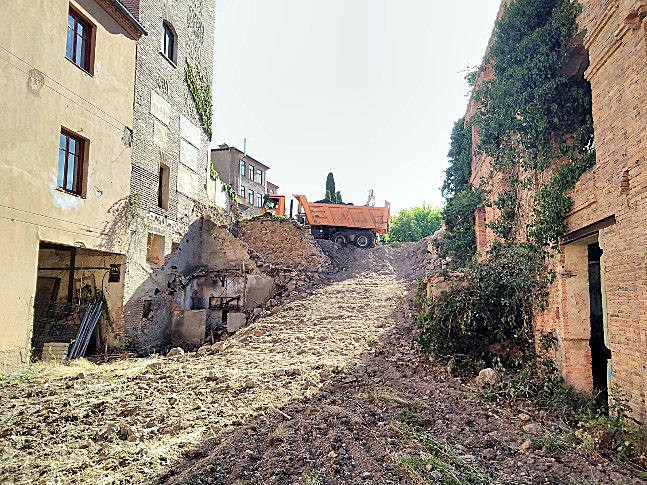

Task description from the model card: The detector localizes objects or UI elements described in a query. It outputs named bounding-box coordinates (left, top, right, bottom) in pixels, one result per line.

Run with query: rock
left=519, top=439, right=533, bottom=453
left=253, top=307, right=263, bottom=317
left=475, top=368, right=500, bottom=387
left=167, top=347, right=185, bottom=358
left=75, top=372, right=85, bottom=380
left=213, top=342, right=224, bottom=353
left=482, top=448, right=496, bottom=460
left=253, top=329, right=263, bottom=337
left=197, top=345, right=211, bottom=357
left=517, top=413, right=531, bottom=422
left=244, top=380, right=256, bottom=389
left=266, top=299, right=278, bottom=308
left=146, top=362, right=161, bottom=370
left=205, top=372, right=220, bottom=382
left=522, top=423, right=542, bottom=435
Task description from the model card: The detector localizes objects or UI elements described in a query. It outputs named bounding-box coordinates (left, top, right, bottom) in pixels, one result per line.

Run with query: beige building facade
left=211, top=144, right=271, bottom=215
left=0, top=0, right=144, bottom=371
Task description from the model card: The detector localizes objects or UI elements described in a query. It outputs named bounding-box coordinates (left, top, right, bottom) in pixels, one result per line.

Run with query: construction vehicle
left=261, top=194, right=390, bottom=248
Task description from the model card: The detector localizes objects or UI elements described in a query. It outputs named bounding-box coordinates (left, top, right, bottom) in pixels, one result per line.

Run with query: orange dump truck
left=261, top=194, right=390, bottom=247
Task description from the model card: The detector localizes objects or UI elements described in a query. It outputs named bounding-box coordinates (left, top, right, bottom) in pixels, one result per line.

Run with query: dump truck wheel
left=331, top=232, right=347, bottom=245
left=354, top=232, right=372, bottom=248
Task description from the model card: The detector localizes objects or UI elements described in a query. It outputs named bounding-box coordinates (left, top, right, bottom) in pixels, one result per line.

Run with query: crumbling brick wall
left=235, top=218, right=330, bottom=271
left=468, top=0, right=647, bottom=419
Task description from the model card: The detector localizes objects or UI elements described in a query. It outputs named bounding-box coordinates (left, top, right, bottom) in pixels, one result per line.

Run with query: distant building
left=211, top=145, right=271, bottom=215
left=267, top=181, right=279, bottom=195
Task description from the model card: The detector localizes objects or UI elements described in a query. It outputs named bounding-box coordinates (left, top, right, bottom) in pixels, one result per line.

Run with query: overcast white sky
left=212, top=0, right=501, bottom=214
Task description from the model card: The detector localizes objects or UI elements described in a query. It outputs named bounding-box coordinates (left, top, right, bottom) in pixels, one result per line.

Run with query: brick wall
left=468, top=0, right=647, bottom=418
left=123, top=0, right=216, bottom=347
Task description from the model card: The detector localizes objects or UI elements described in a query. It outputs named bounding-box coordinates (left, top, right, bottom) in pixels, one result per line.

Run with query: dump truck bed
left=294, top=195, right=390, bottom=234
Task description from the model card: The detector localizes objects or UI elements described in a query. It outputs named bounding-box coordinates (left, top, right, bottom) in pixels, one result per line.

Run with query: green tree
left=386, top=205, right=442, bottom=243
left=325, top=172, right=343, bottom=203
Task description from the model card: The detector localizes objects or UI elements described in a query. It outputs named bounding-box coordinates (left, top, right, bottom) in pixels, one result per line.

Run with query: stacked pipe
left=66, top=300, right=103, bottom=362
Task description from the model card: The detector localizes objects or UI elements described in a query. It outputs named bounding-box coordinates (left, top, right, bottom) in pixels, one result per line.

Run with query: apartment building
left=0, top=0, right=144, bottom=371
left=211, top=144, right=271, bottom=215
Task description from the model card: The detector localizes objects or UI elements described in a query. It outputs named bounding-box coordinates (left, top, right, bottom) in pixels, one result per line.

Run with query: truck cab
left=261, top=194, right=285, bottom=217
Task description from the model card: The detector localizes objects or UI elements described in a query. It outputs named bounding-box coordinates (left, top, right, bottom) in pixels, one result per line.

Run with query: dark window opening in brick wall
left=162, top=22, right=176, bottom=64
left=57, top=130, right=85, bottom=196
left=66, top=7, right=92, bottom=71
left=248, top=189, right=254, bottom=205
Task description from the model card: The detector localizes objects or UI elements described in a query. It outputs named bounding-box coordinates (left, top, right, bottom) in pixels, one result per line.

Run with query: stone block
left=226, top=312, right=246, bottom=333
left=177, top=164, right=199, bottom=197
left=150, top=90, right=171, bottom=126
left=180, top=139, right=199, bottom=171
left=244, top=274, right=275, bottom=310
left=180, top=114, right=201, bottom=148
left=171, top=310, right=207, bottom=346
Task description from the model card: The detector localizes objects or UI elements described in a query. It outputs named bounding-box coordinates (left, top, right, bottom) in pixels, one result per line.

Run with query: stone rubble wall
left=234, top=217, right=331, bottom=271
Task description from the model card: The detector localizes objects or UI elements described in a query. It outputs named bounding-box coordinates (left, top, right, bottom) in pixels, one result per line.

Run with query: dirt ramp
left=235, top=217, right=330, bottom=270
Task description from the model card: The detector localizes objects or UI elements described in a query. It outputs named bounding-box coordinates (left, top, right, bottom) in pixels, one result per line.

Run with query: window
left=256, top=193, right=262, bottom=207
left=239, top=159, right=245, bottom=177
left=146, top=233, right=165, bottom=266
left=248, top=189, right=254, bottom=205
left=158, top=163, right=169, bottom=210
left=66, top=8, right=91, bottom=71
left=248, top=164, right=254, bottom=180
left=239, top=185, right=245, bottom=197
left=162, top=22, right=176, bottom=64
left=256, top=169, right=262, bottom=184
left=57, top=130, right=85, bottom=195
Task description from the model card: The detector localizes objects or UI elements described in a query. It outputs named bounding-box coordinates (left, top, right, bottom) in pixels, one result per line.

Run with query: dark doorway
left=588, top=242, right=610, bottom=410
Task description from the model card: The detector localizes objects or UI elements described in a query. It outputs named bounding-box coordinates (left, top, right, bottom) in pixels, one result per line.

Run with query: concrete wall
left=468, top=0, right=647, bottom=418
left=0, top=0, right=138, bottom=371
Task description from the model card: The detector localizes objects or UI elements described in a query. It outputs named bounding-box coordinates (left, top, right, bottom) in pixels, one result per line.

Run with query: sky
left=212, top=0, right=501, bottom=214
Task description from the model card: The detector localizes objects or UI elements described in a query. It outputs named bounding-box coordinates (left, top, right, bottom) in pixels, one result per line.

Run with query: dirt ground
left=0, top=241, right=644, bottom=484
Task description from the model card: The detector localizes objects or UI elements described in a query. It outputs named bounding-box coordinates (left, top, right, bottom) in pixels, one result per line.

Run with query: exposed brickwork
left=468, top=0, right=647, bottom=418
left=123, top=0, right=216, bottom=347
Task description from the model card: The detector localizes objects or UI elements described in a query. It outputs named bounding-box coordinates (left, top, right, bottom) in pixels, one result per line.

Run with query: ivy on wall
left=419, top=0, right=596, bottom=363
left=441, top=117, right=484, bottom=266
left=185, top=61, right=213, bottom=138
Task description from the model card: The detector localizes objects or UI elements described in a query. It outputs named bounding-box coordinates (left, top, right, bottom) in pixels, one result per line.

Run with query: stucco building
left=211, top=144, right=272, bottom=215
left=468, top=0, right=647, bottom=418
left=0, top=0, right=144, bottom=371
left=120, top=0, right=218, bottom=350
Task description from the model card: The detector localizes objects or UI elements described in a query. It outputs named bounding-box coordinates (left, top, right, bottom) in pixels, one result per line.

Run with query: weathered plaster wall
left=0, top=0, right=138, bottom=371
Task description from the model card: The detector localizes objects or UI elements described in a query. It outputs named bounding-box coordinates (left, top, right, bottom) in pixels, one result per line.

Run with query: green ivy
left=420, top=0, right=595, bottom=365
left=185, top=61, right=213, bottom=138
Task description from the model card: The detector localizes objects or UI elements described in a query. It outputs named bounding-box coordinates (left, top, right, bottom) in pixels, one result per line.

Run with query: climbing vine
left=420, top=0, right=596, bottom=363
left=441, top=117, right=484, bottom=266
left=185, top=61, right=213, bottom=138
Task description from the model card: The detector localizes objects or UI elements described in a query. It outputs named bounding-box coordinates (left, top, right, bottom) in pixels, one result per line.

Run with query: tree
left=386, top=205, right=442, bottom=243
left=325, top=172, right=343, bottom=203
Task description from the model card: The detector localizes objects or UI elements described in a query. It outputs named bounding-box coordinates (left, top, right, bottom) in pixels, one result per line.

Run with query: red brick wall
left=467, top=0, right=647, bottom=419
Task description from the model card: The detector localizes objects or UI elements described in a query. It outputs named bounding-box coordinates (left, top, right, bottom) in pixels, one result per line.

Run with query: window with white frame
left=248, top=164, right=254, bottom=180
left=256, top=193, right=262, bottom=207
left=256, top=168, right=262, bottom=184
left=248, top=189, right=254, bottom=205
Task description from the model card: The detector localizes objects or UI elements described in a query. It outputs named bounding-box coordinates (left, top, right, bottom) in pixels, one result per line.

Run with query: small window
left=248, top=189, right=254, bottom=205
left=256, top=193, right=262, bottom=207
left=158, top=163, right=169, bottom=209
left=239, top=159, right=245, bottom=177
left=248, top=164, right=254, bottom=180
left=162, top=22, right=176, bottom=64
left=239, top=185, right=245, bottom=197
left=146, top=233, right=165, bottom=266
left=256, top=169, right=262, bottom=184
left=66, top=7, right=92, bottom=71
left=57, top=130, right=85, bottom=196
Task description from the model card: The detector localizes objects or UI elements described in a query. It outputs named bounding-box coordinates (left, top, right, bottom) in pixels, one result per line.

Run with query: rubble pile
left=235, top=216, right=330, bottom=271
